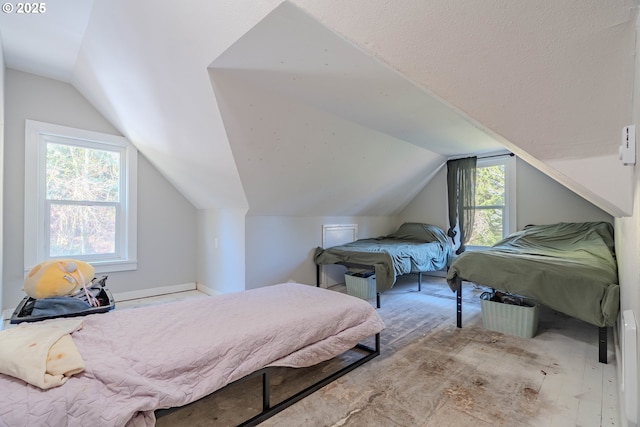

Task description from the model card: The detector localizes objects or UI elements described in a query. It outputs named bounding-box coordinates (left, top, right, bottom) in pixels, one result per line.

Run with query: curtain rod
left=448, top=152, right=514, bottom=161
left=478, top=152, right=514, bottom=160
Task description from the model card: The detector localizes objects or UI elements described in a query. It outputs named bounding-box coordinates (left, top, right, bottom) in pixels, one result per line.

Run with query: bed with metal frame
left=314, top=223, right=451, bottom=307
left=447, top=222, right=619, bottom=364
left=0, top=283, right=384, bottom=426
left=159, top=333, right=380, bottom=426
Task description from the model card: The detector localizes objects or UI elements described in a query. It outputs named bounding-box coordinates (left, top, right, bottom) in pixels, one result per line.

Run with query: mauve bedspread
left=0, top=283, right=385, bottom=426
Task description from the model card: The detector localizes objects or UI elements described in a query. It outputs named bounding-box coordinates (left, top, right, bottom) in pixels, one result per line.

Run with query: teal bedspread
left=446, top=222, right=620, bottom=327
left=314, top=223, right=451, bottom=292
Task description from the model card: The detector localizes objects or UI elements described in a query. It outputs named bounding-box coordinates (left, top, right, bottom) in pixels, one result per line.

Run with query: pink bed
left=0, top=283, right=384, bottom=426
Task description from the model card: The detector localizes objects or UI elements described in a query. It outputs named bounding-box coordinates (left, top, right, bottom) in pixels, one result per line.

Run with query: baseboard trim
left=112, top=282, right=197, bottom=302
left=196, top=282, right=222, bottom=296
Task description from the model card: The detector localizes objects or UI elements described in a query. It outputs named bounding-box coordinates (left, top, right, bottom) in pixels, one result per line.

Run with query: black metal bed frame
left=454, top=278, right=609, bottom=364
left=156, top=333, right=381, bottom=426
left=238, top=333, right=380, bottom=426
left=315, top=263, right=424, bottom=308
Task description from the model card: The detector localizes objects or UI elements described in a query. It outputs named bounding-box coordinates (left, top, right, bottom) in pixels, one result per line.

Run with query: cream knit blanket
left=0, top=318, right=84, bottom=389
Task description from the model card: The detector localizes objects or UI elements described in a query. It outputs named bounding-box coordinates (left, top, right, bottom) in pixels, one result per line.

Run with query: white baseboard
left=2, top=305, right=15, bottom=321
left=196, top=282, right=222, bottom=296
left=112, top=282, right=197, bottom=302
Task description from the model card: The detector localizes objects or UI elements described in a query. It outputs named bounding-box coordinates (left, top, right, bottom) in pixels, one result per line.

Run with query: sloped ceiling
left=0, top=0, right=636, bottom=216
left=209, top=3, right=502, bottom=215
left=295, top=0, right=637, bottom=216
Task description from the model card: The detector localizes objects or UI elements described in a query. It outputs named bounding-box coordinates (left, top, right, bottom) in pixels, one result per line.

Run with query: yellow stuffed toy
left=24, top=259, right=95, bottom=300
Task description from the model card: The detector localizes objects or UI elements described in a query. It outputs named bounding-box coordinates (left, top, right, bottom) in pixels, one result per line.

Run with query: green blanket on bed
left=315, top=223, right=451, bottom=292
left=446, top=222, right=619, bottom=327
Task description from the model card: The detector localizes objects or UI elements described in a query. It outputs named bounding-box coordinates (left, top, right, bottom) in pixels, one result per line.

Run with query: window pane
left=46, top=143, right=120, bottom=202
left=49, top=204, right=116, bottom=257
left=475, top=165, right=505, bottom=206
left=468, top=207, right=504, bottom=246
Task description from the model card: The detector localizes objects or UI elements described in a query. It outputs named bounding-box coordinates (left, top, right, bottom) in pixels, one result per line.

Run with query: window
left=25, top=120, right=137, bottom=273
left=466, top=155, right=516, bottom=247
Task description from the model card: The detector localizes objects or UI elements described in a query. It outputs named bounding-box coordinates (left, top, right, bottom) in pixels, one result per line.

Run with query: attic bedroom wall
left=244, top=216, right=395, bottom=290
left=614, top=11, right=640, bottom=424
left=0, top=35, right=5, bottom=316
left=399, top=157, right=613, bottom=232
left=2, top=70, right=198, bottom=310
left=615, top=172, right=640, bottom=426
left=244, top=155, right=613, bottom=291
left=215, top=56, right=445, bottom=290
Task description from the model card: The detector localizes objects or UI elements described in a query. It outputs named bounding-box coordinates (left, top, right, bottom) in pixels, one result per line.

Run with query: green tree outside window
left=467, top=165, right=505, bottom=246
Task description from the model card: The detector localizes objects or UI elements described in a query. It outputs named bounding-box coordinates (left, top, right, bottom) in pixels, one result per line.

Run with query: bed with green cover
left=314, top=223, right=452, bottom=306
left=446, top=221, right=620, bottom=363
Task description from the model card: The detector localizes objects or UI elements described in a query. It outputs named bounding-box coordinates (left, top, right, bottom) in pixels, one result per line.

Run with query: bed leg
left=262, top=370, right=271, bottom=411
left=456, top=278, right=462, bottom=328
left=599, top=327, right=607, bottom=364
left=418, top=272, right=422, bottom=292
left=376, top=293, right=381, bottom=309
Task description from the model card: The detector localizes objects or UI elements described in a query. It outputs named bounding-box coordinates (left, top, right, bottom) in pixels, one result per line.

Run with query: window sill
left=24, top=260, right=137, bottom=276
left=92, top=260, right=137, bottom=274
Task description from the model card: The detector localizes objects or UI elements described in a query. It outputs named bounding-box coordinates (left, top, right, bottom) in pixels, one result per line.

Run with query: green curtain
left=447, top=156, right=477, bottom=255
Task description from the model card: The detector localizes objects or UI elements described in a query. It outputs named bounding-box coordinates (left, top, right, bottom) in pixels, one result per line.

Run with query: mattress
left=315, top=223, right=451, bottom=291
left=0, top=283, right=385, bottom=426
left=446, top=222, right=619, bottom=327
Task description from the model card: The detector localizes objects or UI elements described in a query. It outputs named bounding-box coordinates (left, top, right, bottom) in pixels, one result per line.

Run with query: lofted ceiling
left=209, top=3, right=503, bottom=215
left=0, top=1, right=93, bottom=82
left=209, top=3, right=502, bottom=157
left=0, top=0, right=636, bottom=216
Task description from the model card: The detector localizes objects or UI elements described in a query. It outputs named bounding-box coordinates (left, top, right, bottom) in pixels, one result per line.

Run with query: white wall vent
left=320, top=224, right=358, bottom=287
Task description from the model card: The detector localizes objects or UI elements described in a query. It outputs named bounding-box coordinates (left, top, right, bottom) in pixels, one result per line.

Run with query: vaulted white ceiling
left=209, top=3, right=503, bottom=215
left=0, top=0, right=636, bottom=216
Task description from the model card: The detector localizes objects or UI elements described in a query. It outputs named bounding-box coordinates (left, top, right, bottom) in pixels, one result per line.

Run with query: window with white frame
left=466, top=155, right=516, bottom=247
left=25, top=120, right=137, bottom=273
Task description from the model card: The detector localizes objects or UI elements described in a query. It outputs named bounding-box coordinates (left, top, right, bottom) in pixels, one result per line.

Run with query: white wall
left=398, top=163, right=449, bottom=232
left=0, top=35, right=5, bottom=318
left=245, top=215, right=395, bottom=289
left=515, top=159, right=613, bottom=228
left=399, top=157, right=612, bottom=232
left=615, top=165, right=640, bottom=427
left=196, top=208, right=247, bottom=294
left=612, top=12, right=640, bottom=424
left=2, top=69, right=198, bottom=310
left=615, top=199, right=640, bottom=427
